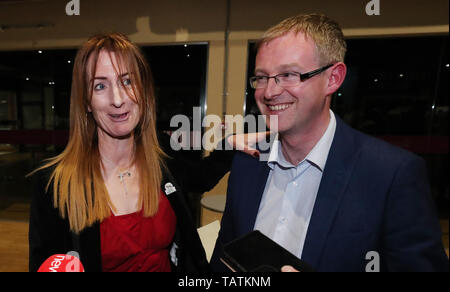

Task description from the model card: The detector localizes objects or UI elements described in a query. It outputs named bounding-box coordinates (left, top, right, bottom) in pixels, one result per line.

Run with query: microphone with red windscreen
left=37, top=251, right=85, bottom=272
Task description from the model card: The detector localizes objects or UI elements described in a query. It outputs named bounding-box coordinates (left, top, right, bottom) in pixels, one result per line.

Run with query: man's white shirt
left=254, top=110, right=337, bottom=258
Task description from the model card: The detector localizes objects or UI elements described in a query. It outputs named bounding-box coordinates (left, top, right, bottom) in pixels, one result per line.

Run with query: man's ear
left=325, top=62, right=347, bottom=96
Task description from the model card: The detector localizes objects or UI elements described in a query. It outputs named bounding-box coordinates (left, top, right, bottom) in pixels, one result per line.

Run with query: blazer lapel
left=243, top=160, right=271, bottom=234
left=240, top=135, right=275, bottom=234
left=301, top=117, right=361, bottom=269
left=161, top=169, right=183, bottom=213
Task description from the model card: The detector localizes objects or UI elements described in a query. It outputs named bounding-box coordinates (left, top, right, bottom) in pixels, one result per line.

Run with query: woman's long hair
left=31, top=33, right=165, bottom=233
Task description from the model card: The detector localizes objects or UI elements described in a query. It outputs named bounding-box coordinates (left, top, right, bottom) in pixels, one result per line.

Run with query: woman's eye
left=94, top=83, right=105, bottom=90
left=123, top=79, right=131, bottom=86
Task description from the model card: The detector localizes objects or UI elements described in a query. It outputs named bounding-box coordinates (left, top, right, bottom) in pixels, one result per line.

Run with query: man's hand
left=227, top=132, right=271, bottom=158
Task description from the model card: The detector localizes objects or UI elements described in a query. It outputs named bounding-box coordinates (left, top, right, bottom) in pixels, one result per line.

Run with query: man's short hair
left=256, top=14, right=347, bottom=65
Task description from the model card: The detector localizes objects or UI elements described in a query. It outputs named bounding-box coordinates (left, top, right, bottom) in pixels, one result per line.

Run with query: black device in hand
left=220, top=230, right=315, bottom=272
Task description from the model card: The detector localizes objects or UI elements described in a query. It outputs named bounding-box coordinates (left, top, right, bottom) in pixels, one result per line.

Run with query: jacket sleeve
left=382, top=155, right=449, bottom=272
left=28, top=170, right=68, bottom=272
left=159, top=131, right=236, bottom=193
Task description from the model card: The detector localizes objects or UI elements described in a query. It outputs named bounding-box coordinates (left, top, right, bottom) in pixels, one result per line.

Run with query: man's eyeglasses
left=249, top=64, right=334, bottom=89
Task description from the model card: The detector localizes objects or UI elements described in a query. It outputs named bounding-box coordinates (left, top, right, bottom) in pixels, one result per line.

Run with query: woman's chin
left=98, top=127, right=134, bottom=140
left=110, top=130, right=134, bottom=139
left=113, top=133, right=133, bottom=140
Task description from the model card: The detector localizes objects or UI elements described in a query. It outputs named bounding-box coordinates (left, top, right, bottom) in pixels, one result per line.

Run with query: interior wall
left=0, top=0, right=448, bottom=49
left=1, top=0, right=448, bottom=199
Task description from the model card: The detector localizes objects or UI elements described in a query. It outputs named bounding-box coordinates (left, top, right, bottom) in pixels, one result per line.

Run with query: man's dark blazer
left=211, top=116, right=449, bottom=272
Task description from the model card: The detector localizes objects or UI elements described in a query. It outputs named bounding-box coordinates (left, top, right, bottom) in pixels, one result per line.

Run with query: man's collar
left=306, top=110, right=336, bottom=171
left=267, top=136, right=282, bottom=169
left=267, top=110, right=337, bottom=172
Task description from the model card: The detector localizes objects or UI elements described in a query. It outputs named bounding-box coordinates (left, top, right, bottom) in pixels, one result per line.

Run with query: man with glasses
left=211, top=14, right=448, bottom=272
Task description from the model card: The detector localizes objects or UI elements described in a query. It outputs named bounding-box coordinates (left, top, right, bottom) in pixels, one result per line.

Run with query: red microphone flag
left=38, top=252, right=85, bottom=272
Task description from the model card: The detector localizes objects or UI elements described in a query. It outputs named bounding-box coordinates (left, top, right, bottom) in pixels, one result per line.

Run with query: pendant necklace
left=118, top=169, right=132, bottom=196
left=101, top=155, right=134, bottom=197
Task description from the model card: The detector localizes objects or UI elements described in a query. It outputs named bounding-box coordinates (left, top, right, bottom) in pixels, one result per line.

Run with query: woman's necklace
left=101, top=155, right=134, bottom=197
left=118, top=169, right=132, bottom=196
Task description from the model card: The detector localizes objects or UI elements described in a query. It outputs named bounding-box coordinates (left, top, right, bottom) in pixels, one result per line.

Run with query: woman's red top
left=100, top=191, right=176, bottom=272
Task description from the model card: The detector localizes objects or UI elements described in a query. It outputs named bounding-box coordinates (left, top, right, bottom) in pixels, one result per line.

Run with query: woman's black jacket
left=28, top=133, right=234, bottom=272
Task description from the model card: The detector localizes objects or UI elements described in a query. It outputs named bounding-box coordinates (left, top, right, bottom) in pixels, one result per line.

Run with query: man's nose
left=263, top=77, right=283, bottom=100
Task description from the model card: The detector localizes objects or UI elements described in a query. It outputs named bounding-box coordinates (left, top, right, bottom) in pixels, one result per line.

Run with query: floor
left=0, top=203, right=30, bottom=272
left=0, top=219, right=29, bottom=272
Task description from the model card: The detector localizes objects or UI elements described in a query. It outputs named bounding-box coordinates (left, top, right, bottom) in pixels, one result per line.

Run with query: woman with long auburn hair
left=29, top=33, right=263, bottom=272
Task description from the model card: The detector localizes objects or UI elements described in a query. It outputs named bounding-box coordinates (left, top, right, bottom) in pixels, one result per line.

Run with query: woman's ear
left=325, top=62, right=347, bottom=96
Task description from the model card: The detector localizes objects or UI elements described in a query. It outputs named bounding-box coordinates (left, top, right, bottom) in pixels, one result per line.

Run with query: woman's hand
left=227, top=132, right=271, bottom=159
left=281, top=265, right=299, bottom=272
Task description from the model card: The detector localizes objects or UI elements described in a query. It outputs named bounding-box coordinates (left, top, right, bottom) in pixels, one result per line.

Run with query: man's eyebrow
left=254, top=64, right=302, bottom=75
left=254, top=68, right=267, bottom=75
left=277, top=63, right=302, bottom=71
